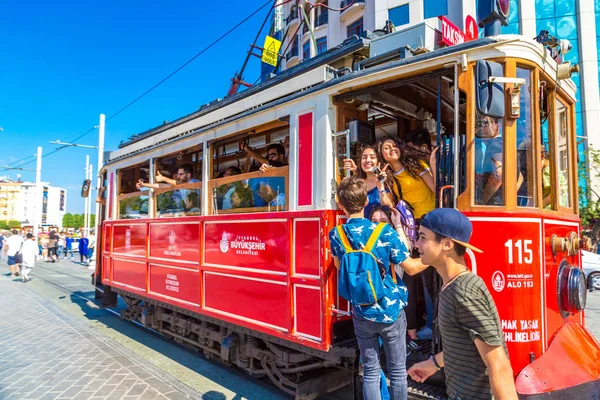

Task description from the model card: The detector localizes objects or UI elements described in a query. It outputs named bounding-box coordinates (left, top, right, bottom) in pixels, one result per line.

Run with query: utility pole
left=84, top=155, right=89, bottom=236
left=34, top=147, right=42, bottom=238
left=87, top=164, right=93, bottom=235
left=94, top=114, right=105, bottom=235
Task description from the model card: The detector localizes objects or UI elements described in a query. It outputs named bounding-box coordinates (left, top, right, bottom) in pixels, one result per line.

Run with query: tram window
left=118, top=163, right=149, bottom=219
left=474, top=112, right=505, bottom=206
left=556, top=101, right=572, bottom=208
left=540, top=90, right=553, bottom=209
left=516, top=68, right=537, bottom=207
left=209, top=124, right=289, bottom=214
left=153, top=145, right=202, bottom=217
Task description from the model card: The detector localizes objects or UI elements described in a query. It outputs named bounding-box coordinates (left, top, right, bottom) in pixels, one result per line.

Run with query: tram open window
left=153, top=144, right=203, bottom=217
left=118, top=163, right=150, bottom=219
left=539, top=83, right=554, bottom=209
left=516, top=67, right=537, bottom=207
left=208, top=122, right=289, bottom=214
left=333, top=69, right=467, bottom=208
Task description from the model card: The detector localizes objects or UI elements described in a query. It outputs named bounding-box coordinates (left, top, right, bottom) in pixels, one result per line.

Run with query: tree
left=62, top=213, right=74, bottom=228
left=7, top=220, right=20, bottom=228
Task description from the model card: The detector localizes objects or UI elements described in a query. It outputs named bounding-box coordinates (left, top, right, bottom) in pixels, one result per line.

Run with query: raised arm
left=474, top=339, right=518, bottom=399
left=155, top=170, right=177, bottom=186
left=241, top=142, right=269, bottom=165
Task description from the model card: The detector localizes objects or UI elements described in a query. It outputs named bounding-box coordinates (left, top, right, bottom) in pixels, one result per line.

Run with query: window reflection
left=556, top=102, right=571, bottom=208
left=516, top=68, right=536, bottom=207
left=211, top=172, right=287, bottom=214
left=119, top=194, right=149, bottom=219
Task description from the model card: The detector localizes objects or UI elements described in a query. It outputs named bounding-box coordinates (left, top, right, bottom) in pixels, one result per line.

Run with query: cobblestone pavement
left=0, top=276, right=193, bottom=400
left=0, top=258, right=286, bottom=400
left=585, top=289, right=600, bottom=340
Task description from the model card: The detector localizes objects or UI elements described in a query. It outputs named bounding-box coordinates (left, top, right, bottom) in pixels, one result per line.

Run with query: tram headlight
left=557, top=260, right=587, bottom=317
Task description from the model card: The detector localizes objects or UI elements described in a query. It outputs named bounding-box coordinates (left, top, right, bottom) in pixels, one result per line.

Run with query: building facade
left=0, top=180, right=67, bottom=229
left=277, top=0, right=599, bottom=200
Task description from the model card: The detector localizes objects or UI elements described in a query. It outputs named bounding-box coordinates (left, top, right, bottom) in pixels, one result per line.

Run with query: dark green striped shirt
left=438, top=272, right=507, bottom=400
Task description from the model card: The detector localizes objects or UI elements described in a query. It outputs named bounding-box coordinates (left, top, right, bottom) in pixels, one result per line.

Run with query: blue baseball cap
left=421, top=208, right=483, bottom=253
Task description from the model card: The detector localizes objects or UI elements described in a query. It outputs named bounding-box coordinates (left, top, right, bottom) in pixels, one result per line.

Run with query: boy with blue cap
left=408, top=208, right=517, bottom=400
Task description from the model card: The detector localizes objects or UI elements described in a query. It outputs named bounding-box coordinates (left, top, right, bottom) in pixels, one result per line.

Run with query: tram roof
left=117, top=35, right=501, bottom=151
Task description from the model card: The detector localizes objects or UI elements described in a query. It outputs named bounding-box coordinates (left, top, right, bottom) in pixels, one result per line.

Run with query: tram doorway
left=333, top=68, right=467, bottom=209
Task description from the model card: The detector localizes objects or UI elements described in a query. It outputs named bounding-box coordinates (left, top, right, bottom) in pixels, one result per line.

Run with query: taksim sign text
left=439, top=16, right=466, bottom=46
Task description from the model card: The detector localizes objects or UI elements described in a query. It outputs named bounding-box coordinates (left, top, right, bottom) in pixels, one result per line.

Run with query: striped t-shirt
left=438, top=272, right=507, bottom=400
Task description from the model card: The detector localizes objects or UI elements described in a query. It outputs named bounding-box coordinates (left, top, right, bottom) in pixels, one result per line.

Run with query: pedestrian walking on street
left=4, top=230, right=24, bottom=277
left=48, top=230, right=59, bottom=262
left=408, top=208, right=517, bottom=400
left=87, top=231, right=96, bottom=265
left=21, top=233, right=38, bottom=282
left=65, top=234, right=74, bottom=259
left=41, top=234, right=49, bottom=261
left=58, top=233, right=65, bottom=259
left=0, top=231, right=5, bottom=260
left=79, top=236, right=89, bottom=264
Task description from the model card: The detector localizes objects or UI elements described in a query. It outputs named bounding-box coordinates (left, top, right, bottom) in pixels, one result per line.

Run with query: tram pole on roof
left=227, top=0, right=280, bottom=97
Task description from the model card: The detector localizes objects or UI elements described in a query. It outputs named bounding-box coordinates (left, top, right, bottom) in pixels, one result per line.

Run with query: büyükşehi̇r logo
left=220, top=231, right=229, bottom=253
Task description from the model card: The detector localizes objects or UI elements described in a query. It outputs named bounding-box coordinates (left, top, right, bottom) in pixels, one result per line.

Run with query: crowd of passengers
left=334, top=124, right=516, bottom=400
left=134, top=142, right=289, bottom=213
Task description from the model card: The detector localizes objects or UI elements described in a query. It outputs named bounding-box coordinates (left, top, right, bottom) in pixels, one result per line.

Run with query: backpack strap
left=364, top=223, right=386, bottom=253
left=336, top=225, right=353, bottom=253
left=364, top=223, right=398, bottom=285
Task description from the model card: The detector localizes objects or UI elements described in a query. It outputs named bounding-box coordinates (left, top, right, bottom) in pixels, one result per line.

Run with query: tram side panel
left=100, top=211, right=339, bottom=352
left=466, top=214, right=546, bottom=377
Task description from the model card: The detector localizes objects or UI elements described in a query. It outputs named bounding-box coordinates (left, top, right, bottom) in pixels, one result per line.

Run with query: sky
left=0, top=0, right=268, bottom=214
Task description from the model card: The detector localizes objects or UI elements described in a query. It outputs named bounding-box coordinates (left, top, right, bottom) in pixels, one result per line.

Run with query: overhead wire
left=1, top=0, right=274, bottom=173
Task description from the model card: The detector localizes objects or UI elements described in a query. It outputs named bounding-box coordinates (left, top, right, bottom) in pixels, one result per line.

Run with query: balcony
left=314, top=12, right=328, bottom=28
left=340, top=0, right=365, bottom=21
left=286, top=47, right=299, bottom=62
left=285, top=7, right=299, bottom=27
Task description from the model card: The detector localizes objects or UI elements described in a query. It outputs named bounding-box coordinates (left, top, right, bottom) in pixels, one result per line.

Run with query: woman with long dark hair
left=342, top=145, right=395, bottom=218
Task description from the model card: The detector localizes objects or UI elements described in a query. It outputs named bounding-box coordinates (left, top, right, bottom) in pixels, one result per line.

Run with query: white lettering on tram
left=502, top=319, right=541, bottom=343
left=165, top=274, right=180, bottom=293
left=220, top=232, right=267, bottom=256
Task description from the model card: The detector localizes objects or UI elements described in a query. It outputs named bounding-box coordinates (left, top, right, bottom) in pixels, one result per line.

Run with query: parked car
left=582, top=250, right=600, bottom=290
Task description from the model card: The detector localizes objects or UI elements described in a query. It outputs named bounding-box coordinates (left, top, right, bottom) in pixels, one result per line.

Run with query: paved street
left=0, top=258, right=286, bottom=400
left=0, top=256, right=599, bottom=400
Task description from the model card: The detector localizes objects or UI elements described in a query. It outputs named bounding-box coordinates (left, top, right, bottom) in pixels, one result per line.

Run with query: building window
left=423, top=0, right=446, bottom=19
left=316, top=37, right=327, bottom=54
left=500, top=0, right=520, bottom=34
left=347, top=17, right=364, bottom=38
left=389, top=5, right=409, bottom=26
left=303, top=40, right=310, bottom=60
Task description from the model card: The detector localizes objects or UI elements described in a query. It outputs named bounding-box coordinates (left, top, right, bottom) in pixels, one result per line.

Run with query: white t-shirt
left=22, top=240, right=39, bottom=267
left=5, top=235, right=24, bottom=257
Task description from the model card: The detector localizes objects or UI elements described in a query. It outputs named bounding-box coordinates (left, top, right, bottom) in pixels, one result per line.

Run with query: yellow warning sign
left=261, top=36, right=282, bottom=67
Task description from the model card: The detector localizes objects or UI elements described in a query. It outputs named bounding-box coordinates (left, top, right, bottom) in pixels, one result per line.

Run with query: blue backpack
left=336, top=223, right=398, bottom=306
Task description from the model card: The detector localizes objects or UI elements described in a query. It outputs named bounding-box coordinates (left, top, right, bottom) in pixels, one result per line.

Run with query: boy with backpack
left=329, top=176, right=428, bottom=400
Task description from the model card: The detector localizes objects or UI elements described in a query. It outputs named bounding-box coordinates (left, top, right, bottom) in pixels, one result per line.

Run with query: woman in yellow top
left=378, top=135, right=436, bottom=348
left=379, top=137, right=435, bottom=219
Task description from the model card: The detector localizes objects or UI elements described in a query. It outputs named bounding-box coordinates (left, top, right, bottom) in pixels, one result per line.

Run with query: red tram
left=94, top=7, right=599, bottom=399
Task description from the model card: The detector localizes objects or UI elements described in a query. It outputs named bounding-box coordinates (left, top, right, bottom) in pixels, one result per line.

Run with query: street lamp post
left=49, top=113, right=105, bottom=238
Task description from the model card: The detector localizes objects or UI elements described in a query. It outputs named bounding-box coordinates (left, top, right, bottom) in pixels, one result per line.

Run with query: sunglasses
left=476, top=119, right=491, bottom=128
left=267, top=152, right=279, bottom=158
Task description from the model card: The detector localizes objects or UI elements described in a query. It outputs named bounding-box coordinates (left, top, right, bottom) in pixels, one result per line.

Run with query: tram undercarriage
left=116, top=289, right=358, bottom=399
left=114, top=287, right=448, bottom=399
